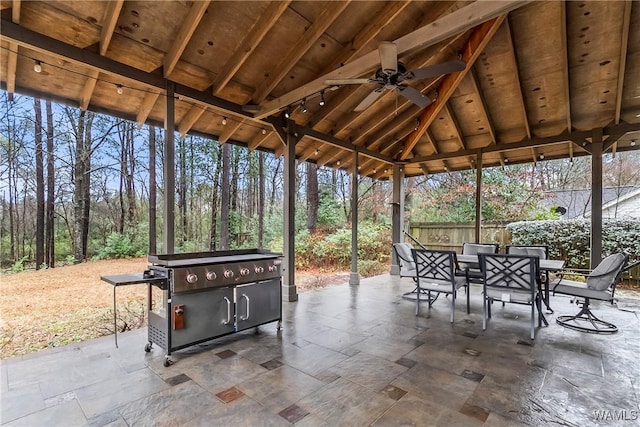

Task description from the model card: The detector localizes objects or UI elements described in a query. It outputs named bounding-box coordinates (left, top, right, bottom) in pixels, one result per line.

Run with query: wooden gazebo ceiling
left=1, top=1, right=639, bottom=180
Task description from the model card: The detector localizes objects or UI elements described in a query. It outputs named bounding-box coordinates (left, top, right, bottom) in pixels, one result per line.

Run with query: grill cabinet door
left=235, top=278, right=281, bottom=331
left=170, top=286, right=235, bottom=348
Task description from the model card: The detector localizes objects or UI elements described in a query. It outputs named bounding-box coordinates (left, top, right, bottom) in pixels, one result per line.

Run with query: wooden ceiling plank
left=136, top=91, right=161, bottom=127
left=218, top=119, right=244, bottom=144
left=419, top=163, right=430, bottom=177
left=212, top=1, right=291, bottom=96
left=255, top=1, right=529, bottom=118
left=177, top=106, right=206, bottom=136
left=504, top=19, right=531, bottom=141
left=252, top=1, right=351, bottom=104
left=614, top=0, right=632, bottom=125
left=400, top=15, right=507, bottom=160
left=425, top=128, right=440, bottom=155
left=99, top=0, right=124, bottom=56
left=469, top=67, right=497, bottom=144
left=163, top=0, right=210, bottom=78
left=442, top=103, right=466, bottom=150
left=560, top=1, right=572, bottom=133
left=79, top=69, right=100, bottom=111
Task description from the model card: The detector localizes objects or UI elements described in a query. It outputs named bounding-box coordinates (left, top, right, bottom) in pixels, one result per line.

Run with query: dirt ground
left=0, top=258, right=352, bottom=359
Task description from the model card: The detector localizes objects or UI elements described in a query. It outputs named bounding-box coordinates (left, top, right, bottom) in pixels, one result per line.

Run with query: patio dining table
left=456, top=254, right=565, bottom=312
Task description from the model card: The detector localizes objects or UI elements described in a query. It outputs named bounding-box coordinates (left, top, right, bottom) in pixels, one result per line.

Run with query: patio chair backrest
left=411, top=249, right=457, bottom=283
left=587, top=253, right=628, bottom=291
left=393, top=242, right=416, bottom=275
left=462, top=243, right=499, bottom=256
left=507, top=245, right=548, bottom=260
left=479, top=253, right=539, bottom=294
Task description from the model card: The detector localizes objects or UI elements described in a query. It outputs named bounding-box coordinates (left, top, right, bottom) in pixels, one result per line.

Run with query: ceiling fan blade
left=400, top=59, right=466, bottom=81
left=324, top=78, right=373, bottom=86
left=396, top=86, right=432, bottom=109
left=379, top=41, right=398, bottom=75
left=354, top=87, right=386, bottom=112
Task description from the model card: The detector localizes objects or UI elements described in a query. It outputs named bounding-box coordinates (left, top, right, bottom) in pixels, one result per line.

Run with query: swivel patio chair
left=479, top=253, right=546, bottom=340
left=411, top=249, right=469, bottom=322
left=551, top=253, right=628, bottom=334
left=394, top=242, right=440, bottom=304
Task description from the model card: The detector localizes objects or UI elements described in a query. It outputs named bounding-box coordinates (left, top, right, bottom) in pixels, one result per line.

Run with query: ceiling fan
left=324, top=42, right=465, bottom=112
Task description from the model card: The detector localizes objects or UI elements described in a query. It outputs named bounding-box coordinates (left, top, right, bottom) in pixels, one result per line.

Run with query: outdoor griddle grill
left=101, top=249, right=282, bottom=366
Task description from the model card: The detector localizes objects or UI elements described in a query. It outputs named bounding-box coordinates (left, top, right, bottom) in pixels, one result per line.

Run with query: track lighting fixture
left=631, top=139, right=636, bottom=146
left=284, top=108, right=291, bottom=119
left=314, top=148, right=319, bottom=156
left=116, top=84, right=123, bottom=95
left=33, top=60, right=42, bottom=73
left=539, top=153, right=544, bottom=160
left=372, top=168, right=377, bottom=174
left=262, top=128, right=267, bottom=135
left=222, top=117, right=227, bottom=125
left=319, top=91, right=325, bottom=107
left=336, top=160, right=341, bottom=166
left=301, top=98, right=307, bottom=113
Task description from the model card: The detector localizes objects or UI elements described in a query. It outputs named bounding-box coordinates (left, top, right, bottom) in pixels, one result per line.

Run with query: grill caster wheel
left=163, top=356, right=173, bottom=367
left=277, top=321, right=282, bottom=331
left=144, top=343, right=152, bottom=352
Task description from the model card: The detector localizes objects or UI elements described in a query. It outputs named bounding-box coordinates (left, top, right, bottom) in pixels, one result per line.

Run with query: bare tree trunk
left=126, top=123, right=136, bottom=229
left=220, top=143, right=231, bottom=250
left=149, top=125, right=157, bottom=254
left=82, top=115, right=93, bottom=259
left=306, top=162, right=318, bottom=232
left=45, top=101, right=55, bottom=267
left=209, top=144, right=221, bottom=250
left=258, top=151, right=265, bottom=247
left=118, top=135, right=126, bottom=234
left=34, top=98, right=45, bottom=268
left=178, top=136, right=187, bottom=245
left=73, top=111, right=87, bottom=262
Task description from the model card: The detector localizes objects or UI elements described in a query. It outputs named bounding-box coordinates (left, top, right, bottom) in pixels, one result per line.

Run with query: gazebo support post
left=591, top=128, right=603, bottom=268
left=390, top=165, right=405, bottom=275
left=163, top=81, right=175, bottom=254
left=350, top=151, right=360, bottom=285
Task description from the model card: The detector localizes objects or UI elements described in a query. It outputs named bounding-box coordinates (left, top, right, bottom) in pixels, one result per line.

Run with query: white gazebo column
left=591, top=128, right=603, bottom=268
left=390, top=164, right=405, bottom=275
left=163, top=81, right=175, bottom=254
left=350, top=151, right=360, bottom=285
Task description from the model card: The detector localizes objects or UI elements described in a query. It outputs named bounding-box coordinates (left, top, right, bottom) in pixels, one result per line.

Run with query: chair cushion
left=508, top=247, right=547, bottom=259
left=462, top=243, right=497, bottom=255
left=418, top=276, right=466, bottom=292
left=552, top=279, right=613, bottom=301
left=587, top=253, right=626, bottom=291
left=394, top=243, right=416, bottom=276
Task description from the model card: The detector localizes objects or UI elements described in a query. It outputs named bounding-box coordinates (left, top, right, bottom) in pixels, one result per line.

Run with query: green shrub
left=96, top=232, right=146, bottom=259
left=507, top=219, right=640, bottom=268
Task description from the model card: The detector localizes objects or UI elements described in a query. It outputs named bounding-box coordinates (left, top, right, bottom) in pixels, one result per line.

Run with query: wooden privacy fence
left=408, top=222, right=511, bottom=253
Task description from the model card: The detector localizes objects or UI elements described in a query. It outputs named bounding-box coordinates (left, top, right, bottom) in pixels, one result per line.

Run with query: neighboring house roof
left=542, top=186, right=640, bottom=219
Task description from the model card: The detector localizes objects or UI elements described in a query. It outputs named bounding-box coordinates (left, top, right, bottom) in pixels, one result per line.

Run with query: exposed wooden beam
left=163, top=1, right=210, bottom=78
left=255, top=1, right=529, bottom=118
left=212, top=1, right=290, bottom=95
left=614, top=0, right=632, bottom=125
left=419, top=163, right=430, bottom=177
left=79, top=69, right=99, bottom=111
left=100, top=0, right=123, bottom=56
left=442, top=103, right=466, bottom=150
left=248, top=130, right=273, bottom=151
left=5, top=0, right=20, bottom=95
left=400, top=15, right=506, bottom=160
left=252, top=1, right=350, bottom=104
left=560, top=1, right=572, bottom=133
left=136, top=91, right=161, bottom=127
left=305, top=86, right=359, bottom=127
left=178, top=105, right=206, bottom=135
left=218, top=119, right=244, bottom=144
left=425, top=128, right=440, bottom=155
left=468, top=67, right=504, bottom=165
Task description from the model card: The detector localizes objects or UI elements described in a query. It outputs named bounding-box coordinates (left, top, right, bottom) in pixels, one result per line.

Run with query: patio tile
left=0, top=383, right=45, bottom=424
left=237, top=365, right=324, bottom=413
left=326, top=352, right=408, bottom=392
left=183, top=396, right=289, bottom=427
left=347, top=335, right=418, bottom=362
left=278, top=404, right=309, bottom=423
left=278, top=342, right=348, bottom=376
left=296, top=377, right=395, bottom=426
left=180, top=354, right=267, bottom=394
left=4, top=399, right=87, bottom=426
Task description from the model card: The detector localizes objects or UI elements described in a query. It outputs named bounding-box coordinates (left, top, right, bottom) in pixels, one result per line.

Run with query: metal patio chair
left=479, top=253, right=546, bottom=340
left=411, top=249, right=469, bottom=322
left=551, top=253, right=628, bottom=334
left=461, top=243, right=499, bottom=285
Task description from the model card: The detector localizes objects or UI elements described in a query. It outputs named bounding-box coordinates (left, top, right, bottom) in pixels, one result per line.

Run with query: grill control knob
left=224, top=270, right=234, bottom=278
left=240, top=268, right=250, bottom=277
left=255, top=266, right=264, bottom=274
left=186, top=273, right=198, bottom=284
left=268, top=265, right=277, bottom=272
left=206, top=271, right=217, bottom=281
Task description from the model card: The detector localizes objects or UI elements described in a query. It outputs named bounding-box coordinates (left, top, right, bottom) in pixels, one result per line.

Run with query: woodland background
left=2, top=93, right=640, bottom=274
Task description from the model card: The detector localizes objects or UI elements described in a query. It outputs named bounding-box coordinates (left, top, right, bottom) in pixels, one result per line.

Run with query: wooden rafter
left=400, top=15, right=506, bottom=160
left=614, top=0, right=632, bottom=125
left=248, top=130, right=273, bottom=151
left=99, top=0, right=123, bottom=56
left=163, top=1, right=210, bottom=78
left=212, top=1, right=290, bottom=96
left=79, top=69, right=99, bottom=111
left=218, top=119, right=244, bottom=144
left=505, top=19, right=531, bottom=140
left=560, top=1, right=572, bottom=133
left=442, top=103, right=466, bottom=150
left=251, top=1, right=350, bottom=104
left=136, top=91, right=161, bottom=127
left=178, top=105, right=206, bottom=135
left=6, top=1, right=21, bottom=96
left=419, top=163, right=430, bottom=177
left=468, top=68, right=504, bottom=166
left=255, top=1, right=528, bottom=118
